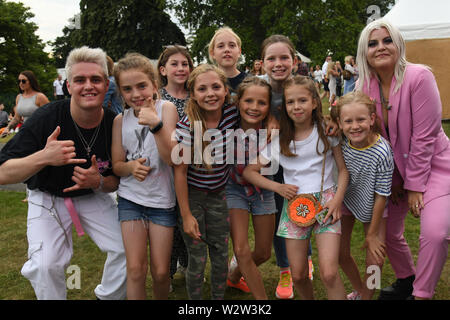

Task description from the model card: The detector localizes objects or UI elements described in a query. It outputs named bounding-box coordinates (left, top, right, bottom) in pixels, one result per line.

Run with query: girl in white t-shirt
left=111, top=53, right=179, bottom=299
left=244, top=75, right=349, bottom=300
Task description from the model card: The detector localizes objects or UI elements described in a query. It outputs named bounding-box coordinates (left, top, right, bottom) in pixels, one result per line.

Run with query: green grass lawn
left=0, top=190, right=448, bottom=300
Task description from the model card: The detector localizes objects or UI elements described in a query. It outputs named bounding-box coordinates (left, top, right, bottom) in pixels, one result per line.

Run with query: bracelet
left=150, top=121, right=163, bottom=134
left=94, top=174, right=104, bottom=192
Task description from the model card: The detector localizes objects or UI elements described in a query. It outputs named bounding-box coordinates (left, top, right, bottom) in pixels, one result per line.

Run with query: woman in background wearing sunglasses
left=1, top=70, right=49, bottom=137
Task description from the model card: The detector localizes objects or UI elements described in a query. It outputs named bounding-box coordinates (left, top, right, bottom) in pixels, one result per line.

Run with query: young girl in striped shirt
left=335, top=91, right=394, bottom=300
left=173, top=64, right=238, bottom=299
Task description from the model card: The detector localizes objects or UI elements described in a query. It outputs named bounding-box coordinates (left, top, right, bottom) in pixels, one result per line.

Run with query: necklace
left=378, top=84, right=391, bottom=110
left=27, top=197, right=70, bottom=247
left=72, top=117, right=102, bottom=157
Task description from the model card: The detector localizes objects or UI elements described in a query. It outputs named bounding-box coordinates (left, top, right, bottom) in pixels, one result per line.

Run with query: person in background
left=250, top=60, right=265, bottom=76
left=0, top=102, right=8, bottom=129
left=295, top=58, right=309, bottom=76
left=1, top=70, right=49, bottom=137
left=313, top=65, right=323, bottom=92
left=308, top=66, right=314, bottom=80
left=62, top=78, right=71, bottom=99
left=103, top=56, right=123, bottom=115
left=320, top=55, right=332, bottom=100
left=343, top=55, right=358, bottom=95
left=327, top=62, right=339, bottom=107
left=53, top=74, right=65, bottom=100
left=335, top=61, right=343, bottom=100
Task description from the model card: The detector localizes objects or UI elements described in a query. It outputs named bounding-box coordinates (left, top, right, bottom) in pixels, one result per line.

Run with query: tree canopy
left=169, top=0, right=394, bottom=66
left=52, top=0, right=187, bottom=67
left=1, top=0, right=398, bottom=110
left=0, top=0, right=57, bottom=109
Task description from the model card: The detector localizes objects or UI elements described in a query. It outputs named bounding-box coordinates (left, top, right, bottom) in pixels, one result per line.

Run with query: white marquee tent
left=384, top=0, right=450, bottom=118
left=384, top=0, right=450, bottom=41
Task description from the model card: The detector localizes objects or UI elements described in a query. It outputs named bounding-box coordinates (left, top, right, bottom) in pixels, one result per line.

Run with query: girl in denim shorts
left=111, top=53, right=179, bottom=299
left=225, top=77, right=277, bottom=299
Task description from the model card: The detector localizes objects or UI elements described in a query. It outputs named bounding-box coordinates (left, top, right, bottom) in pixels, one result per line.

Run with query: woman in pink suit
left=356, top=19, right=450, bottom=300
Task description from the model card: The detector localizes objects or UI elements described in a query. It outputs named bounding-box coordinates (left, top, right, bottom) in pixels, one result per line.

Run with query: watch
left=150, top=121, right=163, bottom=134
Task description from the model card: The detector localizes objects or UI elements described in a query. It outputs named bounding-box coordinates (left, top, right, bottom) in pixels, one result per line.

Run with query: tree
left=297, top=0, right=395, bottom=65
left=0, top=0, right=57, bottom=109
left=52, top=0, right=186, bottom=65
left=170, top=0, right=394, bottom=66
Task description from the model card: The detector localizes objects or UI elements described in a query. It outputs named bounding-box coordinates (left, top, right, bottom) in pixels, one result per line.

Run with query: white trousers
left=21, top=189, right=127, bottom=300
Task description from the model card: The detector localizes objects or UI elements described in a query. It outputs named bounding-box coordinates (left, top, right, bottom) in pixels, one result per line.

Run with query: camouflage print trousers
left=179, top=187, right=229, bottom=300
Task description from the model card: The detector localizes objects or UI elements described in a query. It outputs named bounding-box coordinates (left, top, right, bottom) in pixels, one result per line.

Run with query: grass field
left=0, top=99, right=449, bottom=300
left=0, top=190, right=448, bottom=300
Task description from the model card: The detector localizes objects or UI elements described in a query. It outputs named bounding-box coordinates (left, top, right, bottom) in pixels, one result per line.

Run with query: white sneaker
left=347, top=290, right=362, bottom=300
left=228, top=255, right=238, bottom=274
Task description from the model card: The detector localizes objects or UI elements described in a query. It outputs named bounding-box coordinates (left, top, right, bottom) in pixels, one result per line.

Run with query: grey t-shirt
left=258, top=74, right=283, bottom=120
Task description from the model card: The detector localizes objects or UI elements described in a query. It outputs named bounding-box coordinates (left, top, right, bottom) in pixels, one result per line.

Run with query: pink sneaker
left=276, top=270, right=294, bottom=299
left=308, top=256, right=314, bottom=281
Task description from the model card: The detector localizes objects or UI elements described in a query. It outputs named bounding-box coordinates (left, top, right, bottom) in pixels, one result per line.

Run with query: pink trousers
left=413, top=194, right=450, bottom=298
left=385, top=199, right=416, bottom=279
left=386, top=194, right=450, bottom=299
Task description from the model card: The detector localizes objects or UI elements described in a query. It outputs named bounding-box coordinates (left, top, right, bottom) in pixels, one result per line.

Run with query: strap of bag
left=318, top=152, right=326, bottom=203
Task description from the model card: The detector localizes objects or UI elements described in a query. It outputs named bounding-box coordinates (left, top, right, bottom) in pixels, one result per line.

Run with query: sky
left=11, top=0, right=81, bottom=49
left=10, top=0, right=186, bottom=52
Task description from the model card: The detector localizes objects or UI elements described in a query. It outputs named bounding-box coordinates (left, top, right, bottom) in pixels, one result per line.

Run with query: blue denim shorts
left=117, top=196, right=177, bottom=227
left=225, top=178, right=277, bottom=215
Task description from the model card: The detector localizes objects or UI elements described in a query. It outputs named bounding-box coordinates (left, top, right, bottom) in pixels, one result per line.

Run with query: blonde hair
left=208, top=27, right=242, bottom=64
left=335, top=91, right=381, bottom=134
left=185, top=64, right=230, bottom=168
left=65, top=46, right=108, bottom=82
left=280, top=75, right=329, bottom=157
left=344, top=55, right=353, bottom=64
left=326, top=61, right=336, bottom=78
left=356, top=19, right=407, bottom=93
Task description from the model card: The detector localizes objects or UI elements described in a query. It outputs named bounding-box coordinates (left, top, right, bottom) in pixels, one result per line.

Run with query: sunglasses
left=17, top=79, right=28, bottom=84
left=163, top=44, right=187, bottom=50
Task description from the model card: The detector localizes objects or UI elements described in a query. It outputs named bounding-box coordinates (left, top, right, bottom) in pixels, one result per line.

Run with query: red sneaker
left=227, top=277, right=251, bottom=293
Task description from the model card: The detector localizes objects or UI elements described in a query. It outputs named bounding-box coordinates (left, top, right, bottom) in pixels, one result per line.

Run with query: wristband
left=94, top=174, right=104, bottom=192
left=150, top=121, right=163, bottom=134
